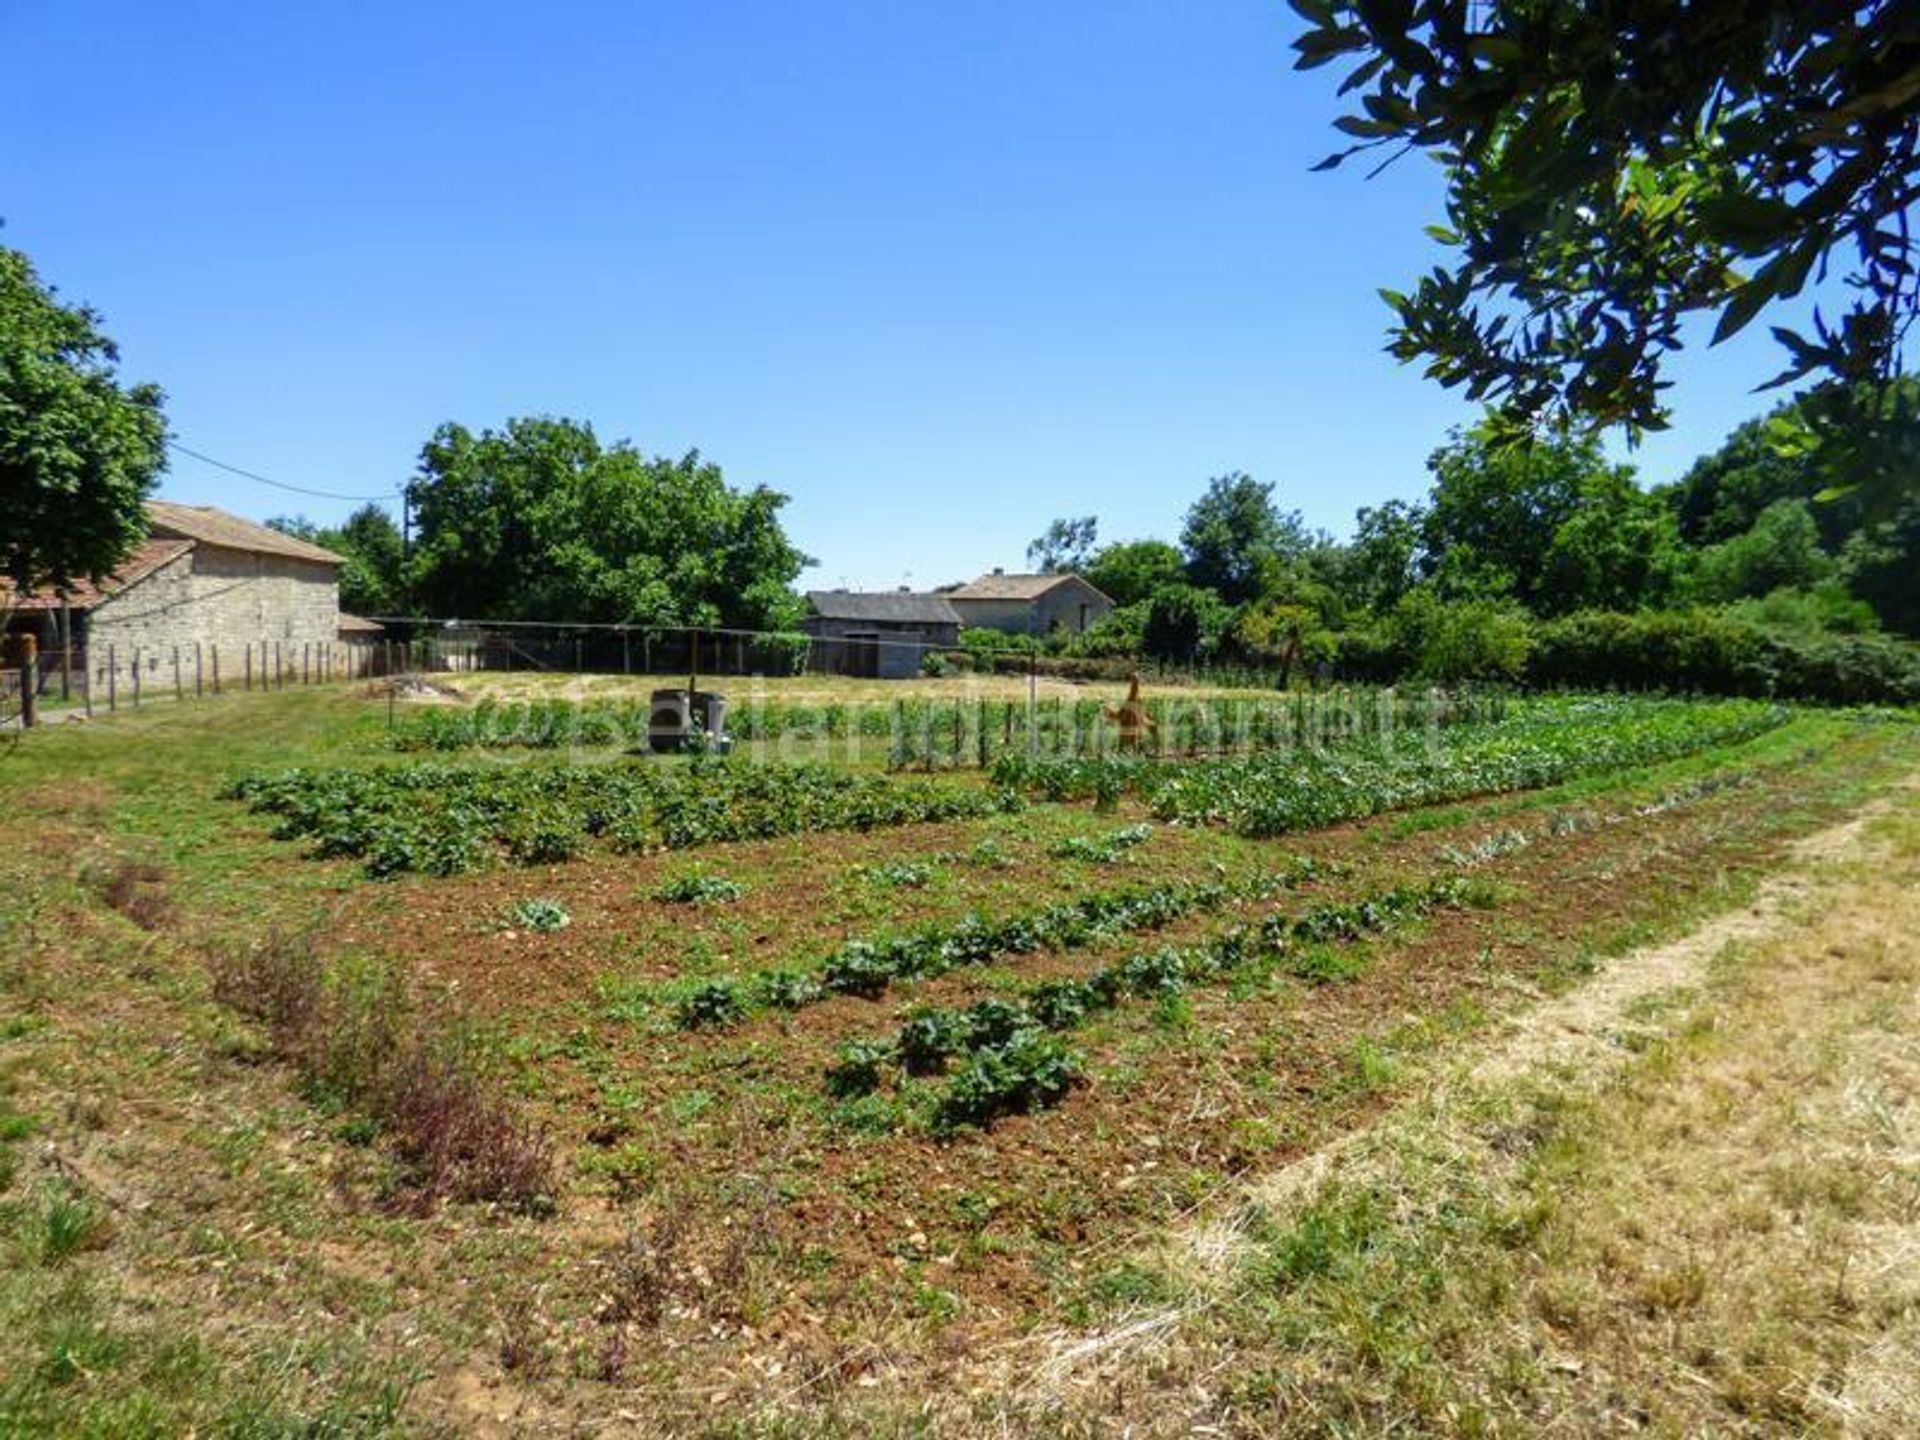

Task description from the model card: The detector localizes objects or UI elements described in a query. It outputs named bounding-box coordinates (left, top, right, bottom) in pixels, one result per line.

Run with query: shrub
left=1529, top=608, right=1920, bottom=704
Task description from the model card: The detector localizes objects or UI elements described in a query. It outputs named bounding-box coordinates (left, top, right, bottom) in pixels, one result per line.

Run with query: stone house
left=803, top=590, right=962, bottom=679
left=3, top=500, right=345, bottom=685
left=945, top=570, right=1115, bottom=637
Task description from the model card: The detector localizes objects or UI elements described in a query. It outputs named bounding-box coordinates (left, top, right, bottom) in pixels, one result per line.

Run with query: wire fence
left=1, top=638, right=386, bottom=725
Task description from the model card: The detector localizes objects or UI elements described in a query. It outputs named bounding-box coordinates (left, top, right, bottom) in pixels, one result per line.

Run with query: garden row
left=992, top=696, right=1791, bottom=836
left=670, top=855, right=1331, bottom=1028
left=827, top=876, right=1474, bottom=1134
left=387, top=687, right=1506, bottom=767
left=223, top=760, right=1017, bottom=877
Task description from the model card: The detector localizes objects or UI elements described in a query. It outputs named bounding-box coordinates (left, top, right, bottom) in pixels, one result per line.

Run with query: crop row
left=387, top=688, right=1505, bottom=766
left=673, top=856, right=1331, bottom=1029
left=991, top=697, right=1790, bottom=836
left=828, top=877, right=1472, bottom=1133
left=223, top=760, right=1018, bottom=877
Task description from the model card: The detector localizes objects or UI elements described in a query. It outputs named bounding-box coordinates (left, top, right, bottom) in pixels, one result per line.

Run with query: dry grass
left=922, top=796, right=1920, bottom=1437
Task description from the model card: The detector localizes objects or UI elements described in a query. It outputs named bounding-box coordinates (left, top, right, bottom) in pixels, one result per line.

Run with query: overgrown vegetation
left=208, top=933, right=553, bottom=1210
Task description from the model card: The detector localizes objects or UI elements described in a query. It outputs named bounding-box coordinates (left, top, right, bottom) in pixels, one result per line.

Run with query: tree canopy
left=0, top=245, right=167, bottom=597
left=1293, top=0, right=1920, bottom=491
left=1180, top=472, right=1312, bottom=605
left=405, top=417, right=809, bottom=630
left=1025, top=515, right=1099, bottom=574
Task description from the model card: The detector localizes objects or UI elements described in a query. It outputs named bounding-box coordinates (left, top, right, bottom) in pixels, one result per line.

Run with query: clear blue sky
left=3, top=1, right=1806, bottom=593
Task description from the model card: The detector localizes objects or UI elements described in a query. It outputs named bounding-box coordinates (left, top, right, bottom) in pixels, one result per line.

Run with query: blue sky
left=4, top=1, right=1808, bottom=593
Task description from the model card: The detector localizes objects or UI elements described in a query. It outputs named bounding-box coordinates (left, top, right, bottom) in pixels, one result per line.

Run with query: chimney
left=992, top=566, right=1005, bottom=575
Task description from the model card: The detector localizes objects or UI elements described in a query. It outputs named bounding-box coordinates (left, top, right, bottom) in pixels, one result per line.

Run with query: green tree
left=1084, top=539, right=1184, bottom=608
left=1841, top=501, right=1920, bottom=636
left=1143, top=583, right=1233, bottom=662
left=1025, top=515, right=1099, bottom=574
left=1, top=246, right=167, bottom=597
left=1538, top=471, right=1685, bottom=615
left=1343, top=499, right=1425, bottom=612
left=1180, top=473, right=1310, bottom=605
left=406, top=417, right=809, bottom=629
left=1687, top=499, right=1835, bottom=603
left=1385, top=588, right=1534, bottom=682
left=1293, top=0, right=1920, bottom=469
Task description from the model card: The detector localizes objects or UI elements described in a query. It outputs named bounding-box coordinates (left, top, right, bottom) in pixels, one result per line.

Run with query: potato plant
left=224, top=760, right=1020, bottom=877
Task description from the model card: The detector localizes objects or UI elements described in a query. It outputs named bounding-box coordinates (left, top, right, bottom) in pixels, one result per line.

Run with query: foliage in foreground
left=224, top=759, right=1018, bottom=877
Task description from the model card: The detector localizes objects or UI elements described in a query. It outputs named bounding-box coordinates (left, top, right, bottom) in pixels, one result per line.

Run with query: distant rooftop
left=147, top=501, right=346, bottom=566
left=805, top=589, right=962, bottom=625
left=949, top=571, right=1097, bottom=601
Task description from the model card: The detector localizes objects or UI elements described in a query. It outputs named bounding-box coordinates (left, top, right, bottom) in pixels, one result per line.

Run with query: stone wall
left=85, top=544, right=341, bottom=680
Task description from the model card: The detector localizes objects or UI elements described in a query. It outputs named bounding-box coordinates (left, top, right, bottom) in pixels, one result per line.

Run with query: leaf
left=1711, top=279, right=1773, bottom=345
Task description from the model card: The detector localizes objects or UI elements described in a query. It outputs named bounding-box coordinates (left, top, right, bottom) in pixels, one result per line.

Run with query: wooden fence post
left=108, top=644, right=118, bottom=712
left=14, top=634, right=37, bottom=729
left=212, top=644, right=220, bottom=694
left=194, top=642, right=203, bottom=698
left=132, top=647, right=142, bottom=706
left=173, top=645, right=182, bottom=701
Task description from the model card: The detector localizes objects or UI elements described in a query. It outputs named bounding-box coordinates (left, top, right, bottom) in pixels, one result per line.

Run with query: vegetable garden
left=33, top=681, right=1903, bottom=1429
left=384, top=685, right=1507, bottom=767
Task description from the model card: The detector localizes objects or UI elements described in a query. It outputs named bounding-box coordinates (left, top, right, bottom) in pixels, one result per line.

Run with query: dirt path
left=966, top=779, right=1920, bottom=1413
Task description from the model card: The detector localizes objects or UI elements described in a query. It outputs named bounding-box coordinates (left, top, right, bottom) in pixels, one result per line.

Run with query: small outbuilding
left=946, top=570, right=1114, bottom=637
left=803, top=590, right=962, bottom=679
left=2, top=500, right=346, bottom=688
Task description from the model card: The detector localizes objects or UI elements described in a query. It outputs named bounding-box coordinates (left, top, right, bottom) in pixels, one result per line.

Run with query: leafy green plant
left=674, top=981, right=746, bottom=1030
left=824, top=1040, right=893, bottom=1099
left=1049, top=823, right=1153, bottom=864
left=508, top=898, right=572, bottom=932
left=931, top=1030, right=1081, bottom=1136
left=653, top=871, right=747, bottom=904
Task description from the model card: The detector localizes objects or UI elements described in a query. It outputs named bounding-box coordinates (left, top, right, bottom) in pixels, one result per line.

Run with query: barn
left=3, top=501, right=346, bottom=688
left=803, top=590, right=962, bottom=679
left=945, top=570, right=1114, bottom=637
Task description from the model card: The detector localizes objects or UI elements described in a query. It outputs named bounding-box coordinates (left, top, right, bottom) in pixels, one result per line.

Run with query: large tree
left=1180, top=472, right=1311, bottom=605
left=1293, top=1, right=1920, bottom=508
left=1025, top=515, right=1099, bottom=574
left=1084, top=538, right=1185, bottom=608
left=406, top=417, right=809, bottom=630
left=1420, top=426, right=1679, bottom=614
left=1, top=246, right=167, bottom=597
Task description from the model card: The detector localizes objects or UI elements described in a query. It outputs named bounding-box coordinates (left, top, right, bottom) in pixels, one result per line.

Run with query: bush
left=1386, top=591, right=1534, bottom=682
left=1529, top=609, right=1920, bottom=704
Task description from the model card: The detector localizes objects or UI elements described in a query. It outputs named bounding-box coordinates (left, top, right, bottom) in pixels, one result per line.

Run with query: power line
left=167, top=440, right=402, bottom=504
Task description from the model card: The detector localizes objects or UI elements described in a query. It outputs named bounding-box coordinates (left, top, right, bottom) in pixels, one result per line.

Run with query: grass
left=0, top=684, right=1915, bottom=1430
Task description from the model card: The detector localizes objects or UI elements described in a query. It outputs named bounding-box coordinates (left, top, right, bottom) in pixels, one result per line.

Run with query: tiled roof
left=0, top=539, right=194, bottom=612
left=337, top=613, right=386, bottom=634
left=147, top=500, right=346, bottom=566
left=805, top=590, right=963, bottom=625
left=950, top=572, right=1100, bottom=601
